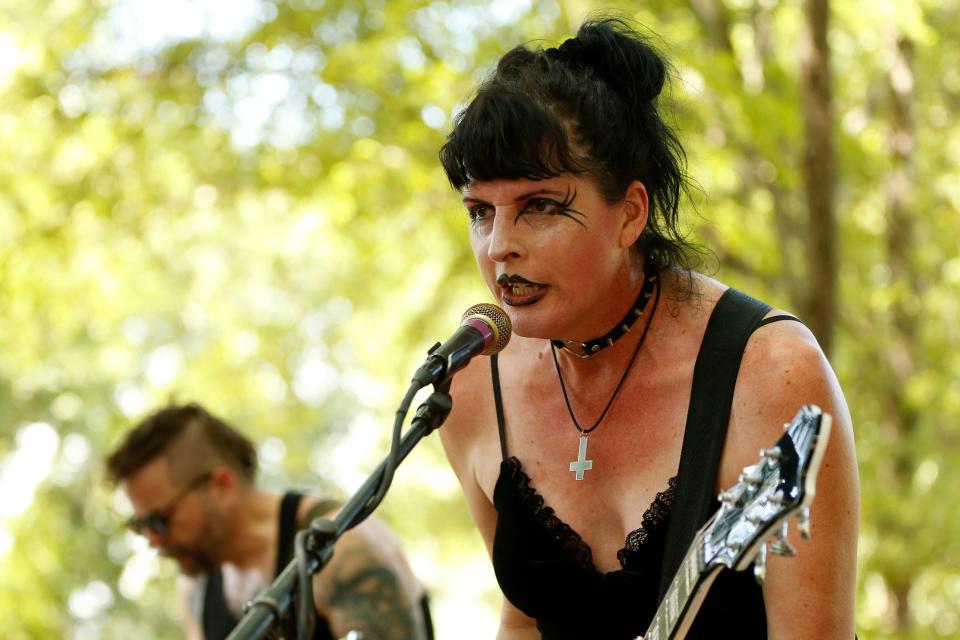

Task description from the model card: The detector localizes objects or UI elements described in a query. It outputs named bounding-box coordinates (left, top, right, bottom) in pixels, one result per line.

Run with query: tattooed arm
left=310, top=514, right=429, bottom=640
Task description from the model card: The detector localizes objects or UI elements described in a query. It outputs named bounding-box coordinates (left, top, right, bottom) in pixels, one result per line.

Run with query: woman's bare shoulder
left=724, top=305, right=853, bottom=485
left=442, top=335, right=541, bottom=433
left=725, top=309, right=858, bottom=637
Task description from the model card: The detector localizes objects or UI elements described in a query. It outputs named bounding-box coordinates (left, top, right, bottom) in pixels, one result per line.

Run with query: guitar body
left=643, top=405, right=832, bottom=640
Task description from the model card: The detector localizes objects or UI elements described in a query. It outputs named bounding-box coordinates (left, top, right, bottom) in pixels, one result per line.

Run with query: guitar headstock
left=701, top=405, right=832, bottom=581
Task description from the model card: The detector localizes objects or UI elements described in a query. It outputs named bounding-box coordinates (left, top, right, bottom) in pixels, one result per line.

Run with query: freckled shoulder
left=438, top=337, right=546, bottom=561
left=440, top=352, right=494, bottom=467
left=440, top=335, right=545, bottom=469
left=723, top=310, right=846, bottom=487
left=724, top=311, right=859, bottom=638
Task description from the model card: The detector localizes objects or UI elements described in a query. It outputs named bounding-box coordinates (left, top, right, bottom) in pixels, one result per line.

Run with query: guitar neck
left=643, top=406, right=829, bottom=640
left=644, top=529, right=719, bottom=640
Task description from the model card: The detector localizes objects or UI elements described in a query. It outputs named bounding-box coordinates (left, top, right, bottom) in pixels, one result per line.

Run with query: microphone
left=412, top=303, right=512, bottom=388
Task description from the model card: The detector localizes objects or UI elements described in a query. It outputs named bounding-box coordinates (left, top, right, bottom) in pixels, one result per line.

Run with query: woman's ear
left=619, top=180, right=649, bottom=249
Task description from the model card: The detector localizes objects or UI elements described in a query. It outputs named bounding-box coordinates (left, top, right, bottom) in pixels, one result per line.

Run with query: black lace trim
left=617, top=474, right=677, bottom=567
left=503, top=457, right=677, bottom=573
left=504, top=456, right=596, bottom=570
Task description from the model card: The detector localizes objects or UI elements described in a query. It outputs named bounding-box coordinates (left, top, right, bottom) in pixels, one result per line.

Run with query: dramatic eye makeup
left=462, top=186, right=586, bottom=227
left=516, top=187, right=585, bottom=227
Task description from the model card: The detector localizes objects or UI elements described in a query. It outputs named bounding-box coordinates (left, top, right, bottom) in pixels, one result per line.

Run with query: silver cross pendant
left=569, top=434, right=593, bottom=480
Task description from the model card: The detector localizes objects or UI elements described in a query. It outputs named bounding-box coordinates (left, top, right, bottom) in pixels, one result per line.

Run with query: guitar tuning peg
left=798, top=507, right=812, bottom=539
left=770, top=522, right=797, bottom=557
left=738, top=464, right=763, bottom=486
left=753, top=543, right=768, bottom=585
left=759, top=446, right=782, bottom=461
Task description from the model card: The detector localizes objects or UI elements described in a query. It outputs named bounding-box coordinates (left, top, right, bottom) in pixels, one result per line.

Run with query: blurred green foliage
left=0, top=0, right=957, bottom=638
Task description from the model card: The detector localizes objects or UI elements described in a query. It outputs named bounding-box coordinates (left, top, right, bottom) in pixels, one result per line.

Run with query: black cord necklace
left=553, top=275, right=661, bottom=480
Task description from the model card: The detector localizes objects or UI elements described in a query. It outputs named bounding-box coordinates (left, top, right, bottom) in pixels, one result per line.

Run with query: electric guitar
left=642, top=404, right=832, bottom=640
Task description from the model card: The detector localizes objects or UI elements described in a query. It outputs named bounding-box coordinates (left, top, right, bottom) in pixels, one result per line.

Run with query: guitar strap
left=657, top=288, right=773, bottom=600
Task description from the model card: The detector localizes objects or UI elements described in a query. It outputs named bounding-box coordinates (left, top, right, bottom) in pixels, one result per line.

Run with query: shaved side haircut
left=106, top=403, right=257, bottom=484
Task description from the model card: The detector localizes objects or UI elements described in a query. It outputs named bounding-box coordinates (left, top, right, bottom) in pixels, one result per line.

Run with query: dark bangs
left=439, top=87, right=587, bottom=191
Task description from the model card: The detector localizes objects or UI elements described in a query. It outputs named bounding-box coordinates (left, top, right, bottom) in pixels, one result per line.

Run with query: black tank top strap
left=658, top=288, right=773, bottom=599
left=202, top=491, right=340, bottom=640
left=491, top=354, right=509, bottom=460
left=757, top=314, right=803, bottom=327
left=277, top=492, right=338, bottom=640
left=202, top=568, right=237, bottom=640
left=276, top=491, right=303, bottom=575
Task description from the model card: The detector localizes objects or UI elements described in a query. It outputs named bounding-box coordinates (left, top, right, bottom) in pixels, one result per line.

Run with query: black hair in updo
left=439, top=16, right=696, bottom=271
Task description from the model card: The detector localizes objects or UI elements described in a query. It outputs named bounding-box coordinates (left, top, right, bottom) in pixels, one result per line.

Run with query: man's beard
left=160, top=513, right=223, bottom=576
left=160, top=543, right=218, bottom=576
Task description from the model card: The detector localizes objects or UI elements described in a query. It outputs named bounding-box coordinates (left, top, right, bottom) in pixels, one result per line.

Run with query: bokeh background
left=1, top=0, right=958, bottom=638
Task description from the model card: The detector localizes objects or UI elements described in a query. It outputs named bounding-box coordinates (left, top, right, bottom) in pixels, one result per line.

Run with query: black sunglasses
left=126, top=470, right=213, bottom=536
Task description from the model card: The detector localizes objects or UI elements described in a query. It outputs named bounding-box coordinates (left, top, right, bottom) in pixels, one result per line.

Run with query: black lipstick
left=497, top=274, right=537, bottom=286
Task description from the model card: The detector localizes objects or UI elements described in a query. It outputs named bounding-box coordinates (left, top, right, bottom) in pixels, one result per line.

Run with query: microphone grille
left=461, top=303, right=512, bottom=355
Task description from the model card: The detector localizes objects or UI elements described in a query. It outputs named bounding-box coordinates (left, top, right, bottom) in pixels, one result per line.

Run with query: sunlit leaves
left=1, top=0, right=959, bottom=637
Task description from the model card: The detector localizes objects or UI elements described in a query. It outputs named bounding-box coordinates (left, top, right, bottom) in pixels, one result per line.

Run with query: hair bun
left=547, top=38, right=587, bottom=65
left=556, top=18, right=666, bottom=105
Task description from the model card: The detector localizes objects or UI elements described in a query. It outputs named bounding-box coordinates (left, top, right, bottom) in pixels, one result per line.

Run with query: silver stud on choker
left=551, top=259, right=658, bottom=359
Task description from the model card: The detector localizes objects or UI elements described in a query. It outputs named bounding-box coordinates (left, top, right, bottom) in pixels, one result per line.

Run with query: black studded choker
left=551, top=259, right=659, bottom=359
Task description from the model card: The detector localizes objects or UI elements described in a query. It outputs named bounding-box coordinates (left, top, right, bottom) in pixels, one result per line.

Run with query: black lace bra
left=492, top=456, right=676, bottom=639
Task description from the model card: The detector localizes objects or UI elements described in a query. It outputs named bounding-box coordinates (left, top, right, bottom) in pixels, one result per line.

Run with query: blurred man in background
left=106, top=402, right=433, bottom=640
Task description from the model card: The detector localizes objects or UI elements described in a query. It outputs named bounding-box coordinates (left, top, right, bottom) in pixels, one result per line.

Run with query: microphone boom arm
left=226, top=385, right=453, bottom=640
left=227, top=302, right=509, bottom=639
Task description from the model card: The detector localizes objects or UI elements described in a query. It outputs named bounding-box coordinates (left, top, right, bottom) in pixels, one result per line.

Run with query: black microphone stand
left=226, top=379, right=453, bottom=640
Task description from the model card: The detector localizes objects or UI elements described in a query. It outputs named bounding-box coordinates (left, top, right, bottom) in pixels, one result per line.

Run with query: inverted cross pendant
left=569, top=435, right=593, bottom=480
